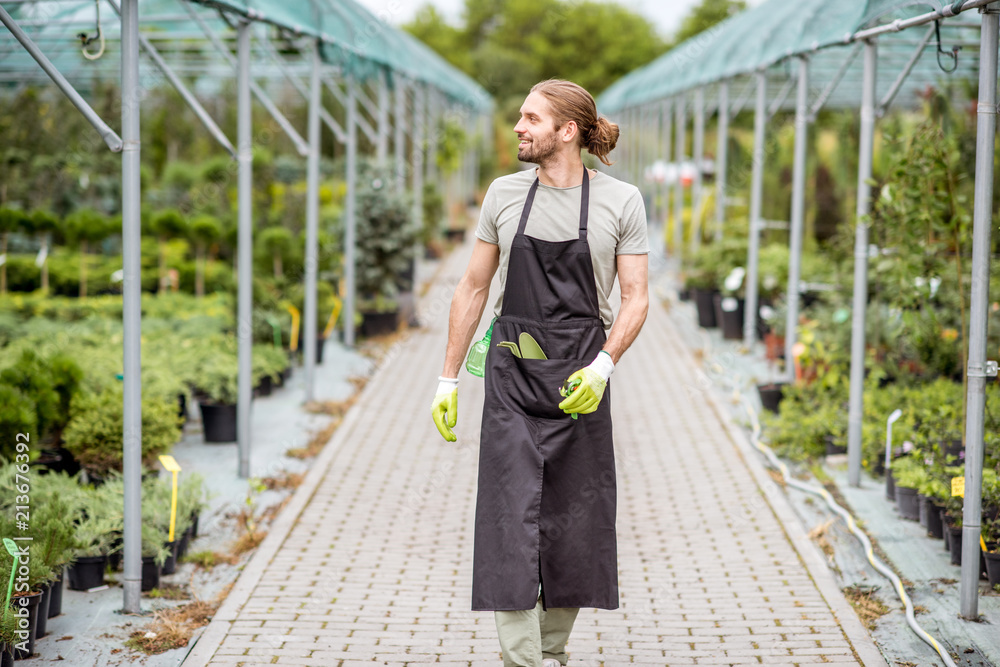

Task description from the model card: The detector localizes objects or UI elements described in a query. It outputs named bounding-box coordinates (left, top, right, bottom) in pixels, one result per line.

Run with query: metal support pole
left=120, top=0, right=141, bottom=615
left=674, top=96, right=686, bottom=258
left=691, top=88, right=705, bottom=256
left=785, top=57, right=810, bottom=382
left=344, top=76, right=358, bottom=348
left=425, top=90, right=437, bottom=187
left=236, top=20, right=253, bottom=478
left=715, top=80, right=729, bottom=241
left=377, top=70, right=389, bottom=164
left=960, top=4, right=999, bottom=619
left=847, top=40, right=878, bottom=487
left=661, top=99, right=672, bottom=229
left=395, top=78, right=406, bottom=193
left=303, top=42, right=322, bottom=402
left=412, top=85, right=426, bottom=250
left=744, top=71, right=767, bottom=348
left=878, top=25, right=936, bottom=115
left=0, top=4, right=122, bottom=151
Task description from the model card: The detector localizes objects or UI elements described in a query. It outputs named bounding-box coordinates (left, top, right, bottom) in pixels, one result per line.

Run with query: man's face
left=513, top=92, right=560, bottom=165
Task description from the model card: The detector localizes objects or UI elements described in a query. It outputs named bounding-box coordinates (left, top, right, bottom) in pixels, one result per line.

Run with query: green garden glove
left=431, top=376, right=459, bottom=442
left=558, top=351, right=615, bottom=415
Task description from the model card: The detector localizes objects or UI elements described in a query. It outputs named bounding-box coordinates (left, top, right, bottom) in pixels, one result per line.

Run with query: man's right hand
left=431, top=377, right=459, bottom=442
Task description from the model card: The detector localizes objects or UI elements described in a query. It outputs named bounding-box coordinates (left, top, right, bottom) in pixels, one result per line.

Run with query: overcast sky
left=354, top=0, right=762, bottom=40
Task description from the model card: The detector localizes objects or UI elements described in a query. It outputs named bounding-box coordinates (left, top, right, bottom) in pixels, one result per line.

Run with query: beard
left=517, top=131, right=559, bottom=165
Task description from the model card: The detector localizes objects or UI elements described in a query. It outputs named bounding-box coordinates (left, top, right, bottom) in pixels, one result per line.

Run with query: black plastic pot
left=141, top=556, right=160, bottom=592
left=444, top=228, right=466, bottom=243
left=923, top=498, right=945, bottom=539
left=948, top=524, right=964, bottom=566
left=34, top=583, right=50, bottom=639
left=824, top=435, right=847, bottom=456
left=13, top=591, right=41, bottom=659
left=177, top=527, right=191, bottom=561
left=191, top=511, right=200, bottom=539
left=161, top=540, right=178, bottom=576
left=47, top=569, right=63, bottom=618
left=1, top=644, right=12, bottom=667
left=693, top=288, right=718, bottom=328
left=360, top=311, right=399, bottom=338
left=757, top=382, right=787, bottom=413
left=985, top=551, right=1000, bottom=588
left=296, top=334, right=327, bottom=364
left=918, top=494, right=932, bottom=528
left=895, top=486, right=920, bottom=521
left=177, top=392, right=188, bottom=421
left=67, top=555, right=107, bottom=590
left=942, top=510, right=952, bottom=551
left=253, top=375, right=273, bottom=398
left=678, top=287, right=691, bottom=302
left=714, top=294, right=745, bottom=341
left=200, top=402, right=237, bottom=443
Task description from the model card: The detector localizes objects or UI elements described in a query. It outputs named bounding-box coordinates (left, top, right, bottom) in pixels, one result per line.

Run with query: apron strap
left=515, top=166, right=591, bottom=239
left=515, top=177, right=541, bottom=237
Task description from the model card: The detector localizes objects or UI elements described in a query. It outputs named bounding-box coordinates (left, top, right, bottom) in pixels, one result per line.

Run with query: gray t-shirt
left=475, top=168, right=649, bottom=329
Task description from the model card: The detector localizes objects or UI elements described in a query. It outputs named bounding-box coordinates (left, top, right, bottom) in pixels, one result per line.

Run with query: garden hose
left=713, top=362, right=958, bottom=667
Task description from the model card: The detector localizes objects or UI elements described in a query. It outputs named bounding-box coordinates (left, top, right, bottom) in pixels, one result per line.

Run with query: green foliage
left=150, top=208, right=188, bottom=240
left=253, top=344, right=288, bottom=383
left=62, top=208, right=112, bottom=245
left=0, top=350, right=62, bottom=442
left=0, top=388, right=36, bottom=460
left=188, top=214, right=222, bottom=245
left=671, top=0, right=747, bottom=47
left=33, top=494, right=82, bottom=571
left=0, top=208, right=29, bottom=234
left=353, top=161, right=416, bottom=301
left=405, top=0, right=666, bottom=113
left=890, top=455, right=928, bottom=490
left=62, top=385, right=182, bottom=476
left=30, top=209, right=59, bottom=235
left=191, top=351, right=239, bottom=405
left=762, top=381, right=848, bottom=461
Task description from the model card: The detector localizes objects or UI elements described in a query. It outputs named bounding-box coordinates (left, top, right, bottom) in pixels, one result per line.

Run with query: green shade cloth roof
left=0, top=0, right=491, bottom=112
left=598, top=0, right=985, bottom=114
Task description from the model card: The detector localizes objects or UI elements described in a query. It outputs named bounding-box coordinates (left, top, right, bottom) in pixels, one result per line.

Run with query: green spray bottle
left=465, top=317, right=497, bottom=377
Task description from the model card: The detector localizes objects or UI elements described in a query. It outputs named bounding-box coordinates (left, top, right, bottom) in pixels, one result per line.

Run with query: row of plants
left=0, top=462, right=208, bottom=660
left=0, top=291, right=298, bottom=469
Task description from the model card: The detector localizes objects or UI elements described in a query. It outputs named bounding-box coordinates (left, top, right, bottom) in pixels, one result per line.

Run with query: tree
left=188, top=213, right=222, bottom=298
left=30, top=209, right=60, bottom=293
left=150, top=208, right=188, bottom=293
left=62, top=208, right=111, bottom=298
left=0, top=207, right=29, bottom=294
left=672, top=0, right=746, bottom=47
left=405, top=0, right=667, bottom=114
left=257, top=226, right=294, bottom=279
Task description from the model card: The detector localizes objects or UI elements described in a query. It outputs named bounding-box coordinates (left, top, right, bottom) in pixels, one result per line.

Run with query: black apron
left=472, top=168, right=618, bottom=612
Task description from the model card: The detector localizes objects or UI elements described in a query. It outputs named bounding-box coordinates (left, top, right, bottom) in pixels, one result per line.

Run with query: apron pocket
left=500, top=354, right=590, bottom=421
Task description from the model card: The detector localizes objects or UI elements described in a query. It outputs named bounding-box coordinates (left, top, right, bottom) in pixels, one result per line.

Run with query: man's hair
left=530, top=79, right=619, bottom=166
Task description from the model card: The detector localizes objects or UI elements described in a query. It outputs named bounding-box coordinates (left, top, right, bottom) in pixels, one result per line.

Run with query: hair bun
left=586, top=117, right=620, bottom=166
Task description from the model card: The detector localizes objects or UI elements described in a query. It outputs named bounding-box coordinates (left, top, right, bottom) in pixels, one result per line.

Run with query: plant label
left=952, top=476, right=965, bottom=498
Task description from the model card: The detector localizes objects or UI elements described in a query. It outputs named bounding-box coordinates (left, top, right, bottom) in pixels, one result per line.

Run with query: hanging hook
left=934, top=20, right=959, bottom=73
left=77, top=0, right=106, bottom=61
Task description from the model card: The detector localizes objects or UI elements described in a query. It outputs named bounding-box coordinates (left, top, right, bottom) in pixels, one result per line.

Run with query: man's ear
left=561, top=120, right=579, bottom=144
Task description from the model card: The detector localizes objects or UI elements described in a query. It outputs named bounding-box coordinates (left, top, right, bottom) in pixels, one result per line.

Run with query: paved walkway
left=183, top=240, right=888, bottom=667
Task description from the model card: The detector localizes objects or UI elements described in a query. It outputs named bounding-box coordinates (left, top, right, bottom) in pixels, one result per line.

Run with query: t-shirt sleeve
left=616, top=189, right=649, bottom=255
left=475, top=183, right=499, bottom=245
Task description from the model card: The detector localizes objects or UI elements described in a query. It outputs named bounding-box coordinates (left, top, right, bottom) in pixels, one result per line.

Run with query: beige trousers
left=494, top=595, right=580, bottom=667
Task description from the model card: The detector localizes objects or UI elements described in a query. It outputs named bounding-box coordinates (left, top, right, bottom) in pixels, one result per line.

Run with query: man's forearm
left=602, top=290, right=648, bottom=364
left=441, top=278, right=491, bottom=377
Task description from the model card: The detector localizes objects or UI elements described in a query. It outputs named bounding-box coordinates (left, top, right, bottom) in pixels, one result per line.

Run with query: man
left=431, top=79, right=649, bottom=667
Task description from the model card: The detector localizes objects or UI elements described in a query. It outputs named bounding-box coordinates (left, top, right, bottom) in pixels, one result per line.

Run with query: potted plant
left=141, top=523, right=171, bottom=591
left=191, top=352, right=239, bottom=443
left=891, top=456, right=926, bottom=521
left=174, top=473, right=207, bottom=560
left=32, top=495, right=79, bottom=632
left=252, top=344, right=287, bottom=397
left=62, top=385, right=183, bottom=479
left=353, top=160, right=416, bottom=337
left=0, top=607, right=21, bottom=666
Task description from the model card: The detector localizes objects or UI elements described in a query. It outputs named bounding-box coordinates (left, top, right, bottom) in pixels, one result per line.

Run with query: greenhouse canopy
left=598, top=0, right=988, bottom=114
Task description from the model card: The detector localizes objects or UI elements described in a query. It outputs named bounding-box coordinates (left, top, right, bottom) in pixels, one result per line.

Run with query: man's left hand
left=558, top=351, right=615, bottom=415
